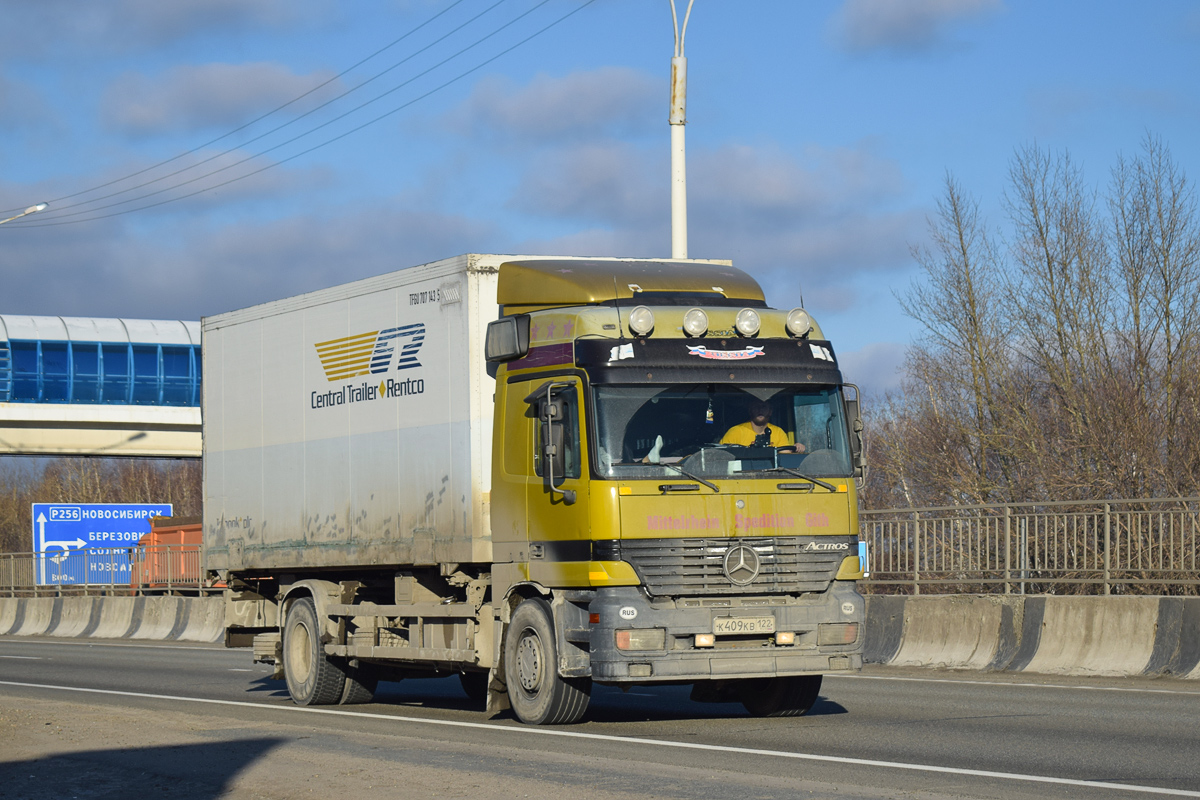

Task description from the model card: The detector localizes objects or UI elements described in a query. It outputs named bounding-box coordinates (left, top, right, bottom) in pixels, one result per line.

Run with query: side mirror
left=485, top=315, right=531, bottom=362
left=843, top=387, right=866, bottom=480
left=525, top=382, right=576, bottom=505
left=540, top=413, right=567, bottom=480
left=539, top=396, right=565, bottom=480
left=539, top=396, right=565, bottom=423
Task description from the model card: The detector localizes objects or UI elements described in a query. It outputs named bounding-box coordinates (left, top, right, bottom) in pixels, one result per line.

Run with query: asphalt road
left=1, top=636, right=1198, bottom=800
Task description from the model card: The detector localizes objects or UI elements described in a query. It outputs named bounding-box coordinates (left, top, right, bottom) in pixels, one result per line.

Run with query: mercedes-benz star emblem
left=722, top=544, right=761, bottom=586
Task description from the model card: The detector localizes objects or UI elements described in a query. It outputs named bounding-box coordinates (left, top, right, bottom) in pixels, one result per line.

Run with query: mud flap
left=486, top=614, right=511, bottom=717
left=485, top=663, right=511, bottom=716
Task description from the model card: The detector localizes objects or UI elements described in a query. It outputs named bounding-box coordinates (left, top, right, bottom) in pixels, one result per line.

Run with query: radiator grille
left=605, top=536, right=854, bottom=597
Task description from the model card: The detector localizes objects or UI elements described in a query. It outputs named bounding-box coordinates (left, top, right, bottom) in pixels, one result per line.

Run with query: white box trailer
left=204, top=253, right=502, bottom=571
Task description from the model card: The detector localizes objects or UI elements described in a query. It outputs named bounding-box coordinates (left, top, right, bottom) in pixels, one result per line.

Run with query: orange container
left=130, top=516, right=202, bottom=588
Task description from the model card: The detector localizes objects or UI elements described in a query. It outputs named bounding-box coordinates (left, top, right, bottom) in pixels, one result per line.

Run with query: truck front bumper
left=585, top=582, right=864, bottom=683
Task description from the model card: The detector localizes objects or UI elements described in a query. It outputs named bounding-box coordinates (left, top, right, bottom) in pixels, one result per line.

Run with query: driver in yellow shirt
left=720, top=400, right=803, bottom=452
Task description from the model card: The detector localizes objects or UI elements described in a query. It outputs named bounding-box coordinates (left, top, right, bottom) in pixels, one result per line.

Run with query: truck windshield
left=592, top=384, right=853, bottom=480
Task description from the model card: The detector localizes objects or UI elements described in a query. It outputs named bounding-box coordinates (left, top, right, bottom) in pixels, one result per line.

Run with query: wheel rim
left=515, top=627, right=543, bottom=694
left=288, top=621, right=313, bottom=684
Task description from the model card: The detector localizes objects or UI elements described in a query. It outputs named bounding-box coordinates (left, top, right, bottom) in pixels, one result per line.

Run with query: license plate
left=713, top=616, right=776, bottom=635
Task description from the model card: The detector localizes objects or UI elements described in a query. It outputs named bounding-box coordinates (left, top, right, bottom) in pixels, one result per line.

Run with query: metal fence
left=6, top=500, right=1199, bottom=597
left=860, top=497, right=1200, bottom=594
left=0, top=545, right=217, bottom=597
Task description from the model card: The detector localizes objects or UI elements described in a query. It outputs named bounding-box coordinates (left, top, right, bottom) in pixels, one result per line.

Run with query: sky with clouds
left=1, top=0, right=1198, bottom=401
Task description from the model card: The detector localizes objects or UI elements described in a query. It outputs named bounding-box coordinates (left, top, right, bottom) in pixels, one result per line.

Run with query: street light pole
left=669, top=0, right=694, bottom=260
left=0, top=202, right=49, bottom=226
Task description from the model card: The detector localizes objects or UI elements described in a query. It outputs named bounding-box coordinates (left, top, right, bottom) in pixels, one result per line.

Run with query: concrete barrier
left=863, top=594, right=1199, bottom=679
left=890, top=595, right=1015, bottom=670
left=130, top=595, right=184, bottom=640
left=177, top=595, right=226, bottom=642
left=862, top=595, right=905, bottom=664
left=1156, top=597, right=1200, bottom=679
left=0, top=596, right=19, bottom=635
left=1023, top=597, right=1159, bottom=677
left=0, top=595, right=223, bottom=643
left=48, top=596, right=101, bottom=638
left=1, top=593, right=1195, bottom=678
left=16, top=598, right=57, bottom=636
left=88, top=596, right=139, bottom=638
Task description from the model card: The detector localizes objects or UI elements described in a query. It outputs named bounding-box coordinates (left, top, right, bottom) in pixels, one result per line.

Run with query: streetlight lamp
left=0, top=202, right=49, bottom=226
left=669, top=0, right=695, bottom=260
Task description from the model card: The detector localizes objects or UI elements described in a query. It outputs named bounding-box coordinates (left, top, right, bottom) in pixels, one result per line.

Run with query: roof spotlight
left=734, top=308, right=761, bottom=337
left=786, top=308, right=813, bottom=338
left=682, top=307, right=708, bottom=337
left=628, top=305, right=655, bottom=336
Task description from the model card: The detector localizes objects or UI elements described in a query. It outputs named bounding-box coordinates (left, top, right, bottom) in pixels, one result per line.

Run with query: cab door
left=522, top=377, right=593, bottom=584
left=491, top=375, right=534, bottom=551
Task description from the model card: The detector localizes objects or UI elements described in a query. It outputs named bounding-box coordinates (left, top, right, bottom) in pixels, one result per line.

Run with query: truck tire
left=283, top=597, right=346, bottom=706
left=740, top=675, right=822, bottom=717
left=505, top=598, right=590, bottom=725
left=339, top=662, right=378, bottom=705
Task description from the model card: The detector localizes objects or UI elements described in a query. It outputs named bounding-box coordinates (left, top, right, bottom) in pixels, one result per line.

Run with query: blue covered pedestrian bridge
left=0, top=316, right=201, bottom=457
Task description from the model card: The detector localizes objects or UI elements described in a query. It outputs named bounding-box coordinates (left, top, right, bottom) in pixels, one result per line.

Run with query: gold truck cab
left=485, top=259, right=866, bottom=724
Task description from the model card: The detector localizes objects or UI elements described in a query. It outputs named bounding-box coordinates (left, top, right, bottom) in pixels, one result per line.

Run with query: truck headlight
left=682, top=307, right=708, bottom=337
left=786, top=308, right=812, bottom=338
left=629, top=306, right=655, bottom=336
left=734, top=308, right=760, bottom=337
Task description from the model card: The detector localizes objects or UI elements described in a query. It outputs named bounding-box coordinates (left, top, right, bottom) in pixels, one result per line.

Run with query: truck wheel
left=339, top=662, right=378, bottom=705
left=283, top=597, right=346, bottom=706
left=740, top=675, right=822, bottom=717
left=504, top=598, right=590, bottom=725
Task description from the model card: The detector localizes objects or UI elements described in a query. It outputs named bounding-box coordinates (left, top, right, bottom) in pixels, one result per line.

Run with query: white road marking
left=1, top=679, right=1196, bottom=798
left=831, top=674, right=1200, bottom=696
left=0, top=655, right=41, bottom=660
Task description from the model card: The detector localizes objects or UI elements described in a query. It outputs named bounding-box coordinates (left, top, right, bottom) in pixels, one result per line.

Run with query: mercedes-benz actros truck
left=205, top=253, right=866, bottom=724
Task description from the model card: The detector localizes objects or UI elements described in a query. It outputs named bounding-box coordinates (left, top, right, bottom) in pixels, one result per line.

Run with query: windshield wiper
left=762, top=467, right=837, bottom=492
left=661, top=462, right=720, bottom=492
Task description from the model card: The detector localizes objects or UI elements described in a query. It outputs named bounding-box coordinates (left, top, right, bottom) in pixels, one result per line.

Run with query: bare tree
left=884, top=175, right=1011, bottom=505
left=0, top=457, right=201, bottom=553
left=1110, top=134, right=1200, bottom=495
left=870, top=136, right=1200, bottom=510
left=1003, top=144, right=1119, bottom=497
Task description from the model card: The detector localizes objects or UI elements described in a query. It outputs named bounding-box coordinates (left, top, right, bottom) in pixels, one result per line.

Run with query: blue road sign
left=32, top=503, right=172, bottom=585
